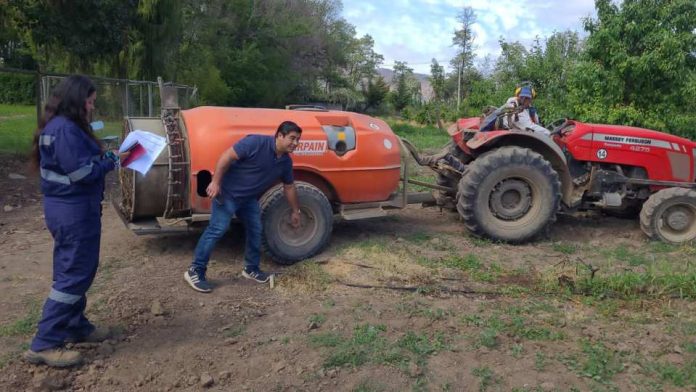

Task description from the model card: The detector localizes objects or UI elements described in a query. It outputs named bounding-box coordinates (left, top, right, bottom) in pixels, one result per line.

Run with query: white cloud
left=342, top=0, right=595, bottom=74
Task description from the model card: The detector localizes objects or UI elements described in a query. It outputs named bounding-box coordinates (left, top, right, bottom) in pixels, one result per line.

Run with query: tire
left=456, top=146, right=561, bottom=242
left=435, top=141, right=469, bottom=210
left=260, top=182, right=333, bottom=265
left=639, top=187, right=696, bottom=244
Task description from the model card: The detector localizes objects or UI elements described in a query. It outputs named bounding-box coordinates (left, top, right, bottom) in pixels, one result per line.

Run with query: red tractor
left=407, top=116, right=696, bottom=244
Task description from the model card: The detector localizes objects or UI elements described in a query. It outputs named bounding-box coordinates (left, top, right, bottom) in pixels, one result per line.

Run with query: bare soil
left=1, top=154, right=695, bottom=392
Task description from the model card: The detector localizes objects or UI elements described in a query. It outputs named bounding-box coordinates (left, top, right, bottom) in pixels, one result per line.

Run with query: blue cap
left=518, top=86, right=533, bottom=98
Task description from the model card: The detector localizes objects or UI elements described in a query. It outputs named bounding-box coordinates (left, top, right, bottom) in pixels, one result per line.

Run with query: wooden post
left=35, top=70, right=42, bottom=126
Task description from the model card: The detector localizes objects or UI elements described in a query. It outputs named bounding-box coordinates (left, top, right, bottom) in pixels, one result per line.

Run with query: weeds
left=472, top=366, right=500, bottom=391
left=553, top=242, right=578, bottom=254
left=353, top=380, right=387, bottom=392
left=647, top=360, right=696, bottom=388
left=534, top=351, right=547, bottom=371
left=279, top=262, right=333, bottom=292
left=398, top=331, right=447, bottom=357
left=309, top=313, right=326, bottom=327
left=439, top=254, right=501, bottom=282
left=578, top=340, right=624, bottom=382
left=309, top=324, right=397, bottom=367
left=309, top=323, right=447, bottom=377
left=0, top=301, right=40, bottom=337
left=464, top=307, right=563, bottom=350
left=223, top=325, right=245, bottom=338
left=396, top=301, right=450, bottom=321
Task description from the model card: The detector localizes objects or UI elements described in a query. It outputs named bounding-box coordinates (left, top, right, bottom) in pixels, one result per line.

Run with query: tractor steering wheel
left=548, top=118, right=569, bottom=136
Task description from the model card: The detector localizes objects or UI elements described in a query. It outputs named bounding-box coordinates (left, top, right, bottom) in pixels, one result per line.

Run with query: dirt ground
left=1, top=154, right=696, bottom=392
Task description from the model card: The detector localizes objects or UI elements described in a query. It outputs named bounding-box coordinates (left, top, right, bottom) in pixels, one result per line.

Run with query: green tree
left=568, top=0, right=696, bottom=135
left=451, top=6, right=476, bottom=108
left=429, top=58, right=445, bottom=129
left=13, top=0, right=139, bottom=75
left=362, top=76, right=389, bottom=112
left=390, top=60, right=418, bottom=112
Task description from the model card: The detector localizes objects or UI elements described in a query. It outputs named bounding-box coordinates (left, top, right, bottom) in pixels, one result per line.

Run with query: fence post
left=34, top=70, right=42, bottom=126
left=124, top=82, right=129, bottom=118
left=148, top=83, right=153, bottom=117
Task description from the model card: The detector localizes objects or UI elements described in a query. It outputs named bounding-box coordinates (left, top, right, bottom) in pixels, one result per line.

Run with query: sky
left=342, top=0, right=597, bottom=74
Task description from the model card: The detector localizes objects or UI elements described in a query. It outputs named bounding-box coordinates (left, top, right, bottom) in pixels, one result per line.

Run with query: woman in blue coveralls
left=24, top=75, right=130, bottom=367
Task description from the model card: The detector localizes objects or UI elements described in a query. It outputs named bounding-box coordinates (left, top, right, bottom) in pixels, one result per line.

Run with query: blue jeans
left=191, top=197, right=262, bottom=272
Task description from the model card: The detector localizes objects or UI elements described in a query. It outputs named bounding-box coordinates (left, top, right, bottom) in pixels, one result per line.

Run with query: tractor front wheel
left=456, top=146, right=561, bottom=242
left=640, top=187, right=696, bottom=244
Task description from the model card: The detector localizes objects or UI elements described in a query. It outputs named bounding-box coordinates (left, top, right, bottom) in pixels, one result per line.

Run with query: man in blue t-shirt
left=184, top=121, right=302, bottom=293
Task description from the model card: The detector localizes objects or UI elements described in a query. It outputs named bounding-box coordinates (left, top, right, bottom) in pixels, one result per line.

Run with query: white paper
left=118, top=130, right=167, bottom=175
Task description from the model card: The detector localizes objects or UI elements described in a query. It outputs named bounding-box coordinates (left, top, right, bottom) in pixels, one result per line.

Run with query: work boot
left=66, top=325, right=112, bottom=343
left=24, top=348, right=82, bottom=367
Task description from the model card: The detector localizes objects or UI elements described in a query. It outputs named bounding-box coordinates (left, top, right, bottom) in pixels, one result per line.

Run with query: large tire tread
left=260, top=182, right=333, bottom=265
left=639, top=187, right=696, bottom=243
left=456, top=146, right=561, bottom=242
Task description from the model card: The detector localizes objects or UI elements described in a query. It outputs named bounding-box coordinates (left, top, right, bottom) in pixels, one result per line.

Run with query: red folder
left=121, top=142, right=146, bottom=167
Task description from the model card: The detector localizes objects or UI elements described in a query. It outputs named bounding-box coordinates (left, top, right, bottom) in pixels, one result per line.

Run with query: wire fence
left=0, top=67, right=197, bottom=124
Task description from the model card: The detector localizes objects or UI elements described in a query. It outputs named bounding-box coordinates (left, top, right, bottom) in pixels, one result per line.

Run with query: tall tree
left=451, top=6, right=476, bottom=108
left=429, top=58, right=445, bottom=129
left=390, top=60, right=417, bottom=112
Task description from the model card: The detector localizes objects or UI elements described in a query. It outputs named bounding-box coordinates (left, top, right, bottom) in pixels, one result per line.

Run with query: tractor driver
left=501, top=85, right=550, bottom=136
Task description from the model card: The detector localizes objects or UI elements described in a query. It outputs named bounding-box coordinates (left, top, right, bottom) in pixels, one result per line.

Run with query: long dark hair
left=31, top=75, right=100, bottom=168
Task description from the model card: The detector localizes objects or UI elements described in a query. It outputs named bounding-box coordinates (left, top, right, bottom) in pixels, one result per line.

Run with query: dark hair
left=31, top=75, right=99, bottom=168
left=275, top=121, right=302, bottom=138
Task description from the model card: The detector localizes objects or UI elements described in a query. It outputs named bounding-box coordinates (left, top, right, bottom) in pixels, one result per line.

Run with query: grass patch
left=0, top=301, right=40, bottom=337
left=577, top=271, right=696, bottom=299
left=647, top=360, right=696, bottom=388
left=561, top=340, right=624, bottom=383
left=353, top=380, right=387, bottom=392
left=309, top=323, right=447, bottom=372
left=279, top=262, right=333, bottom=292
left=534, top=351, right=548, bottom=371
left=472, top=366, right=501, bottom=391
left=309, top=313, right=326, bottom=327
left=0, top=343, right=29, bottom=370
left=398, top=331, right=447, bottom=357
left=552, top=242, right=578, bottom=255
left=223, top=325, right=246, bottom=338
left=0, top=104, right=36, bottom=154
left=387, top=121, right=450, bottom=151
left=608, top=244, right=649, bottom=266
left=436, top=254, right=502, bottom=282
left=396, top=301, right=451, bottom=321
left=309, top=324, right=403, bottom=368
left=0, top=104, right=122, bottom=154
left=403, top=232, right=432, bottom=244
left=462, top=304, right=564, bottom=350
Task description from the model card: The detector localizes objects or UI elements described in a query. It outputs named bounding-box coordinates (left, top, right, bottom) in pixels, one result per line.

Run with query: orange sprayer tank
left=119, top=106, right=402, bottom=221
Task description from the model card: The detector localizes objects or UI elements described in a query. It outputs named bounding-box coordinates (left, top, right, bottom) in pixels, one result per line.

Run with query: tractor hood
left=580, top=122, right=696, bottom=152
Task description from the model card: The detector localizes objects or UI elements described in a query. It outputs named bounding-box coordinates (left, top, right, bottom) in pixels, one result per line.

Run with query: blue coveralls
left=31, top=116, right=115, bottom=352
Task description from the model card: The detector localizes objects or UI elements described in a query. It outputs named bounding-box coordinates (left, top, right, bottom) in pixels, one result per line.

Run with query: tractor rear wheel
left=260, top=182, right=333, bottom=265
left=435, top=141, right=469, bottom=210
left=456, top=146, right=561, bottom=242
left=640, top=187, right=696, bottom=244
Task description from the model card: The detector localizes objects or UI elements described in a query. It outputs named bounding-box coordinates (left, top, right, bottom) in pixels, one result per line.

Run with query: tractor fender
left=466, top=131, right=574, bottom=207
